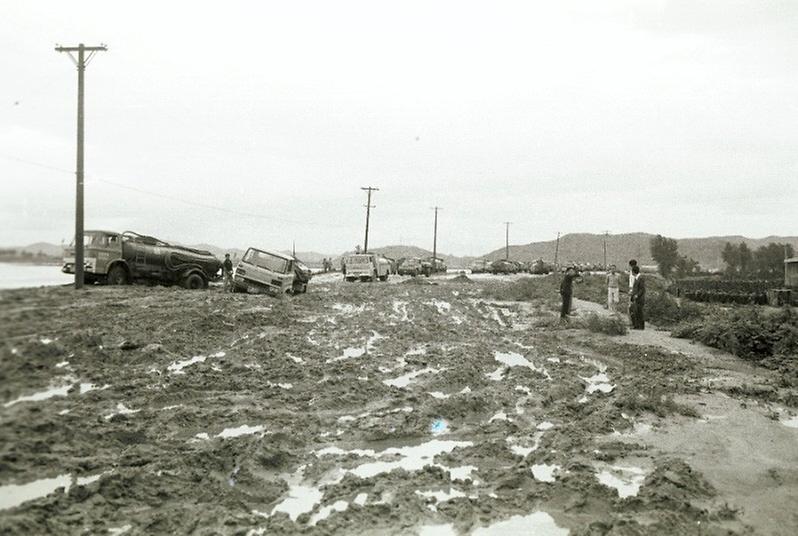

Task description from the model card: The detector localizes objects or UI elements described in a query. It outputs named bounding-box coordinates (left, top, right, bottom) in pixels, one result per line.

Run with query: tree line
left=648, top=235, right=792, bottom=280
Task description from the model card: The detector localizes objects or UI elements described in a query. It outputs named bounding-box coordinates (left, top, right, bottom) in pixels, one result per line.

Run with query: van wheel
left=107, top=265, right=128, bottom=285
left=379, top=274, right=388, bottom=282
left=183, top=273, right=205, bottom=290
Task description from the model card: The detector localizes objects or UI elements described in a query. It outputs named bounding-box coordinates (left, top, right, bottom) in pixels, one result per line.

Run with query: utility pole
left=554, top=232, right=561, bottom=269
left=360, top=186, right=379, bottom=253
left=504, top=222, right=512, bottom=260
left=431, top=206, right=442, bottom=262
left=603, top=230, right=609, bottom=269
left=55, top=43, right=107, bottom=290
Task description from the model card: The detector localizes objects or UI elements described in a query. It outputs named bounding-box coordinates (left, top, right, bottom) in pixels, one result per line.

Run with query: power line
left=504, top=222, right=512, bottom=260
left=0, top=153, right=350, bottom=229
left=431, top=206, right=442, bottom=262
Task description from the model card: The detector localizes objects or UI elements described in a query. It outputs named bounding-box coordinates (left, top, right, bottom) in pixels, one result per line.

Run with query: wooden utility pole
left=432, top=206, right=442, bottom=262
left=361, top=186, right=379, bottom=253
left=603, top=230, right=609, bottom=269
left=554, top=231, right=561, bottom=269
left=55, top=43, right=107, bottom=290
left=504, top=222, right=512, bottom=260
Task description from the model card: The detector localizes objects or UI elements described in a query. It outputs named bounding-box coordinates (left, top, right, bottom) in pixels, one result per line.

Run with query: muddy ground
left=1, top=273, right=796, bottom=535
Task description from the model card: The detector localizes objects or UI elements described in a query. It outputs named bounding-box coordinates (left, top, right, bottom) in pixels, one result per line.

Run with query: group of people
left=559, top=259, right=646, bottom=330
left=321, top=258, right=335, bottom=273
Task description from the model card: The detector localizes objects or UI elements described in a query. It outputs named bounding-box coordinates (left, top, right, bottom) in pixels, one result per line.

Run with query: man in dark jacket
left=222, top=253, right=234, bottom=292
left=630, top=265, right=646, bottom=329
left=559, top=267, right=579, bottom=321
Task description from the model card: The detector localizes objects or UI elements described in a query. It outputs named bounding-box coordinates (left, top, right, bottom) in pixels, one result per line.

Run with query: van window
left=244, top=250, right=289, bottom=274
left=347, top=255, right=372, bottom=263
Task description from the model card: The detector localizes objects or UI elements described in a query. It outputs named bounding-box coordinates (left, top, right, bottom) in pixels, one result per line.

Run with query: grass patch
left=584, top=313, right=628, bottom=336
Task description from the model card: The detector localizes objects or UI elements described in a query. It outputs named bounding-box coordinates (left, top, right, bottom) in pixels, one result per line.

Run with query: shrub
left=584, top=313, right=628, bottom=336
left=644, top=291, right=703, bottom=327
left=671, top=307, right=798, bottom=361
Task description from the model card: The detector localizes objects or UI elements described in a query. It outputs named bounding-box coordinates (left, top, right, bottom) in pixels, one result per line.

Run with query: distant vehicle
left=232, top=247, right=311, bottom=295
left=490, top=259, right=518, bottom=274
left=469, top=259, right=490, bottom=274
left=398, top=257, right=424, bottom=276
left=62, top=230, right=221, bottom=289
left=344, top=253, right=391, bottom=282
left=529, top=259, right=553, bottom=275
left=424, top=257, right=447, bottom=276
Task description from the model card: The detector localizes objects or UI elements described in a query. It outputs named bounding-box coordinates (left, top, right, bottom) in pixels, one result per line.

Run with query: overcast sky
left=1, top=1, right=796, bottom=255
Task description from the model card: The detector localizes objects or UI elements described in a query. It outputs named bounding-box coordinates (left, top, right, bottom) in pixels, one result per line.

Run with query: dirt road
left=1, top=275, right=796, bottom=535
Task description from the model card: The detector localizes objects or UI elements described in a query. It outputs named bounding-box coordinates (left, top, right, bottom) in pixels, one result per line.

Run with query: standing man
left=559, top=266, right=579, bottom=322
left=630, top=265, right=646, bottom=329
left=222, top=253, right=234, bottom=292
left=627, top=259, right=638, bottom=322
left=606, top=265, right=620, bottom=310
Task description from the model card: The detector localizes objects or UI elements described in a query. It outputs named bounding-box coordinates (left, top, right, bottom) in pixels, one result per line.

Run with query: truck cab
left=233, top=247, right=311, bottom=295
left=63, top=230, right=123, bottom=284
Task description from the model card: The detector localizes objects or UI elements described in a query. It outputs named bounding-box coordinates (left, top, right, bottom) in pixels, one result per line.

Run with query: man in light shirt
left=606, top=265, right=620, bottom=310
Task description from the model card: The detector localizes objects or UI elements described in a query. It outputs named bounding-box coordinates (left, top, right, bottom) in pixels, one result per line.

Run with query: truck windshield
left=243, top=250, right=289, bottom=273
left=72, top=234, right=117, bottom=247
left=347, top=255, right=371, bottom=264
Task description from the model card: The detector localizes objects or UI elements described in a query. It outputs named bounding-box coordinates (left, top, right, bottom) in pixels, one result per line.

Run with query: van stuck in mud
left=232, top=247, right=312, bottom=295
left=62, top=230, right=221, bottom=289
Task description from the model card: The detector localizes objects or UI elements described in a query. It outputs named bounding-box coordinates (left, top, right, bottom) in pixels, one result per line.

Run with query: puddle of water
left=3, top=377, right=77, bottom=408
left=430, top=419, right=449, bottom=435
left=350, top=440, right=473, bottom=479
left=546, top=357, right=561, bottom=363
left=383, top=367, right=440, bottom=388
left=267, top=381, right=293, bottom=390
left=472, top=512, right=569, bottom=535
left=79, top=382, right=110, bottom=394
left=488, top=412, right=509, bottom=423
left=428, top=391, right=450, bottom=399
left=104, top=403, right=140, bottom=420
left=217, top=424, right=265, bottom=439
left=108, top=525, right=132, bottom=535
left=40, top=338, right=54, bottom=345
left=582, top=372, right=615, bottom=394
left=168, top=352, right=226, bottom=374
left=459, top=386, right=471, bottom=394
left=595, top=465, right=648, bottom=498
left=353, top=493, right=368, bottom=506
left=58, top=409, right=70, bottom=416
left=531, top=464, right=560, bottom=483
left=309, top=499, right=349, bottom=526
left=418, top=524, right=458, bottom=536
left=448, top=465, right=477, bottom=481
left=0, top=471, right=107, bottom=511
left=485, top=366, right=505, bottom=381
left=415, top=487, right=465, bottom=502
left=536, top=421, right=554, bottom=431
left=329, top=331, right=385, bottom=362
left=780, top=415, right=798, bottom=429
left=0, top=474, right=71, bottom=510
left=506, top=433, right=542, bottom=457
left=287, top=353, right=304, bottom=364
left=270, top=484, right=324, bottom=521
left=55, top=361, right=69, bottom=368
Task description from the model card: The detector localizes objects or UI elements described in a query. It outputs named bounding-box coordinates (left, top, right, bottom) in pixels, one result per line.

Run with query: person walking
left=222, top=253, right=234, bottom=292
left=606, top=265, right=620, bottom=310
left=559, top=266, right=579, bottom=321
left=630, top=265, right=646, bottom=329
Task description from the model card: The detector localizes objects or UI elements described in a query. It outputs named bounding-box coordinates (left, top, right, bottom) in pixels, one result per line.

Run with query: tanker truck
left=62, top=230, right=222, bottom=289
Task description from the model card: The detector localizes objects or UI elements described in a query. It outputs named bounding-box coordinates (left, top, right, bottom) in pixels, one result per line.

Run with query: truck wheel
left=183, top=273, right=205, bottom=290
left=379, top=274, right=388, bottom=282
left=107, top=265, right=128, bottom=285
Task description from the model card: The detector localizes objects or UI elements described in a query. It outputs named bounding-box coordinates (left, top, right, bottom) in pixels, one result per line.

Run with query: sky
left=1, top=1, right=796, bottom=256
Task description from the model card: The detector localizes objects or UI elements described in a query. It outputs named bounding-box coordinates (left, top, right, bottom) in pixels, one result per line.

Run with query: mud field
left=1, top=273, right=797, bottom=535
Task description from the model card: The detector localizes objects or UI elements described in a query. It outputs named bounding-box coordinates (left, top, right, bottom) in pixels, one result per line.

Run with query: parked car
left=232, top=247, right=311, bottom=295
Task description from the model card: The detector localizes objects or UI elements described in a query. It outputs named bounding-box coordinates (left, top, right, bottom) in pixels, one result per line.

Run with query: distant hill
left=363, top=245, right=474, bottom=268
left=481, top=233, right=798, bottom=271
left=17, top=242, right=65, bottom=257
